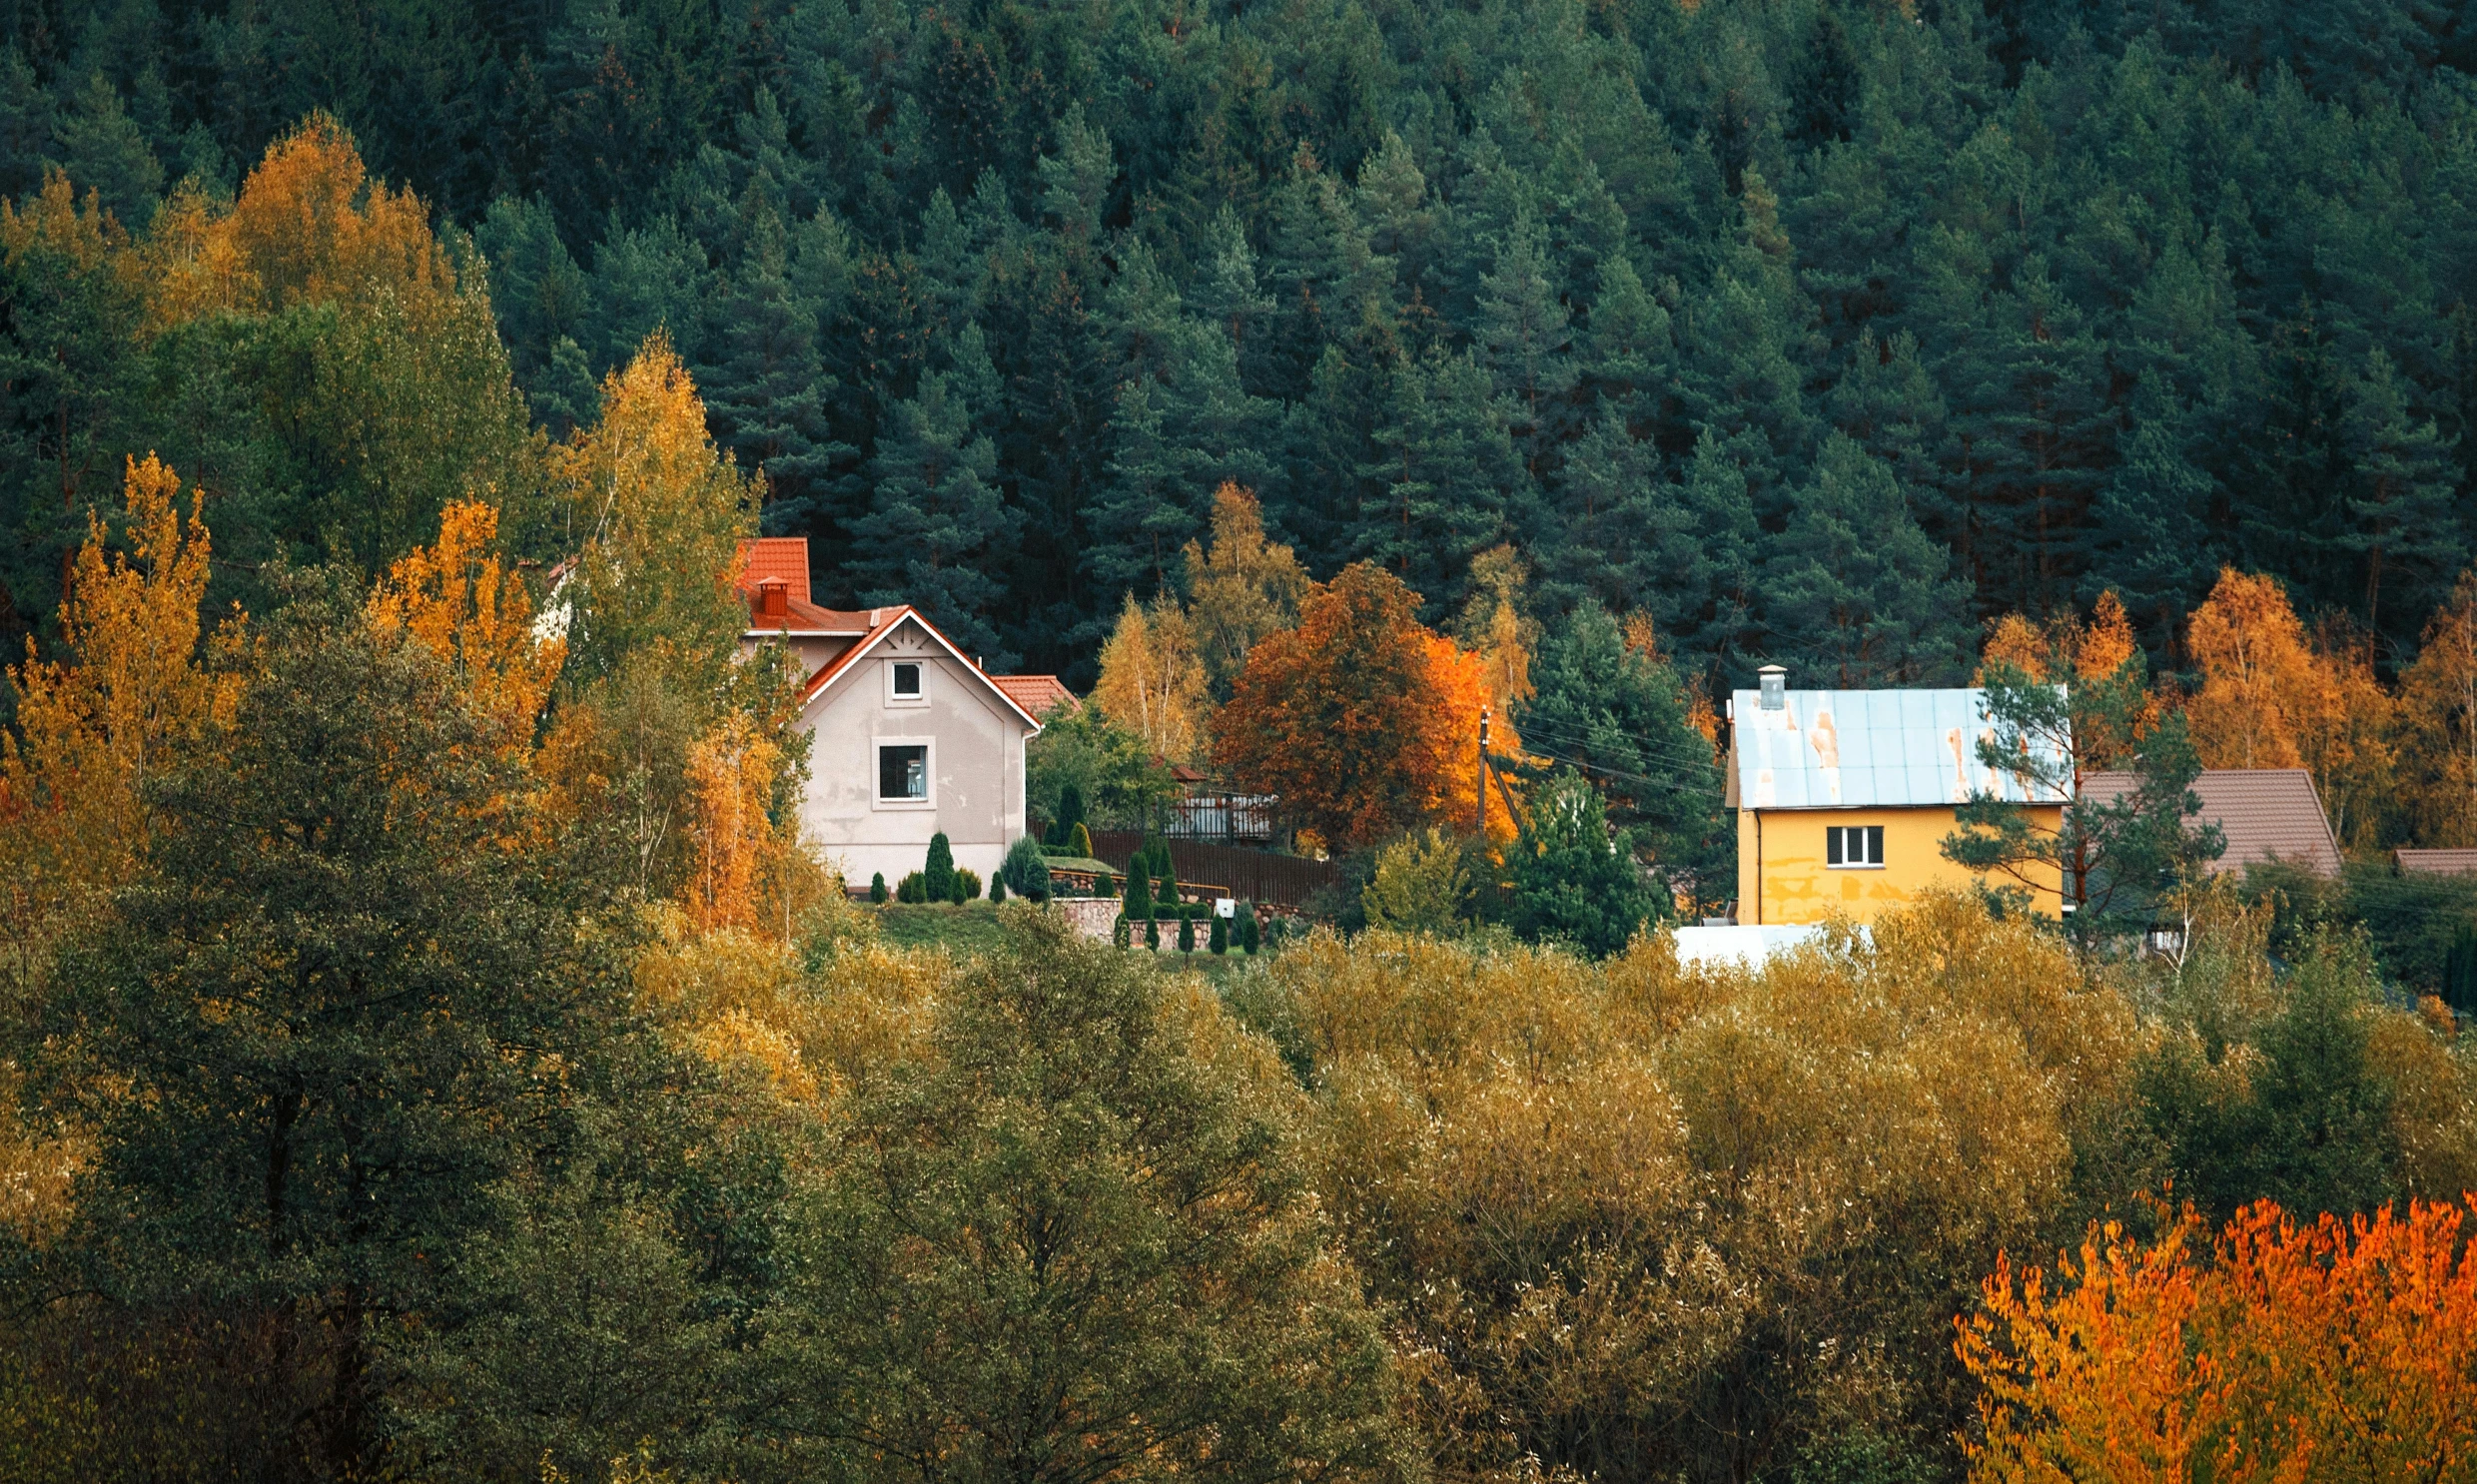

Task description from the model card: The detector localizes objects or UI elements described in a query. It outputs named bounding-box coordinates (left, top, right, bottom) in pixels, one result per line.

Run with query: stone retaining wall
left=1052, top=896, right=1121, bottom=943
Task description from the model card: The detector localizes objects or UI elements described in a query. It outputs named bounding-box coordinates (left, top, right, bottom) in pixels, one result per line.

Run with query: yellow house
left=1726, top=667, right=2066, bottom=925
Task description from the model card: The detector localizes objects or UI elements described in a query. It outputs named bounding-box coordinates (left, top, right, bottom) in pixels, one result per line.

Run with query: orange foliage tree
left=1961, top=1199, right=2477, bottom=1484
left=2182, top=568, right=2394, bottom=846
left=1216, top=561, right=1512, bottom=850
left=366, top=500, right=562, bottom=753
left=133, top=114, right=536, bottom=572
left=683, top=711, right=784, bottom=935
left=0, top=455, right=238, bottom=962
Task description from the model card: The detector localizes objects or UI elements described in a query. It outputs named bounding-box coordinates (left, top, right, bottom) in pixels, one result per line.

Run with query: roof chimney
left=754, top=577, right=788, bottom=622
left=1758, top=664, right=1787, bottom=711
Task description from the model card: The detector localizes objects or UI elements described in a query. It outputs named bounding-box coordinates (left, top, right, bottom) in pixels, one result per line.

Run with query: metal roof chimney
left=1758, top=664, right=1787, bottom=711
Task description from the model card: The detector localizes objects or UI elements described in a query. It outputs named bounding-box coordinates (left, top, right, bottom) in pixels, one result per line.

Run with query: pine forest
left=11, top=1, right=2477, bottom=1481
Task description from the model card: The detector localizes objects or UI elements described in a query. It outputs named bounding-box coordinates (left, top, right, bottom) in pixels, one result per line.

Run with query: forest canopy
left=6, top=0, right=2477, bottom=695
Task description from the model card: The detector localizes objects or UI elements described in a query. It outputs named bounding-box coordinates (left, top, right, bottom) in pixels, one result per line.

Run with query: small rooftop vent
left=754, top=577, right=788, bottom=622
left=1757, top=664, right=1786, bottom=711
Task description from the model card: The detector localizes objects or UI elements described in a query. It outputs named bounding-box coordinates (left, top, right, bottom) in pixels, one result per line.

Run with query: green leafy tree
left=1942, top=642, right=2225, bottom=943
left=1027, top=705, right=1177, bottom=834
left=31, top=583, right=674, bottom=1478
left=1500, top=769, right=1663, bottom=957
left=1359, top=829, right=1469, bottom=936
left=2138, top=938, right=2404, bottom=1223
left=1518, top=604, right=1730, bottom=915
left=759, top=911, right=1404, bottom=1481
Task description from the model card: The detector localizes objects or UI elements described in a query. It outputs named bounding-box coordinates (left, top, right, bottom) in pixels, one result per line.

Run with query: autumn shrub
left=1358, top=829, right=1469, bottom=935
left=1249, top=895, right=2134, bottom=1484
left=1961, top=1198, right=2477, bottom=1484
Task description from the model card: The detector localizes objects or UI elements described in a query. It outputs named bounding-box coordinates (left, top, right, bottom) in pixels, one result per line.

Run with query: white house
left=736, top=538, right=1065, bottom=888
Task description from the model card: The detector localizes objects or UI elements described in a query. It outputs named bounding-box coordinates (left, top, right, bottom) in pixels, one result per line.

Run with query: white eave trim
left=798, top=609, right=1047, bottom=733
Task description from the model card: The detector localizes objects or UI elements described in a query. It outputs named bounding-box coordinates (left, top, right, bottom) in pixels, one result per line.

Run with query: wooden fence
left=1090, top=832, right=1338, bottom=910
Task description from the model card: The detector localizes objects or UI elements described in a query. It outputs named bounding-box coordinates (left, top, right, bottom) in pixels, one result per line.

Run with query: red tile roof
left=2079, top=768, right=2342, bottom=878
left=988, top=674, right=1079, bottom=717
left=2397, top=849, right=2477, bottom=876
left=737, top=537, right=810, bottom=605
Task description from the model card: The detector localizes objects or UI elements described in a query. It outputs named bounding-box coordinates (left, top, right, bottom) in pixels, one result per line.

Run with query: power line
left=1499, top=716, right=1727, bottom=776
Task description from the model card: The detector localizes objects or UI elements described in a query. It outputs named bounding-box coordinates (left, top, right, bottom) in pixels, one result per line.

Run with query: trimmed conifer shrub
left=1210, top=913, right=1229, bottom=954
left=1002, top=835, right=1052, bottom=902
left=1124, top=861, right=1152, bottom=922
left=1069, top=822, right=1094, bottom=858
left=1178, top=915, right=1196, bottom=952
left=989, top=874, right=1006, bottom=903
left=870, top=872, right=888, bottom=904
left=1145, top=917, right=1160, bottom=950
left=956, top=868, right=981, bottom=903
left=897, top=871, right=927, bottom=903
left=924, top=833, right=956, bottom=902
left=1239, top=903, right=1260, bottom=954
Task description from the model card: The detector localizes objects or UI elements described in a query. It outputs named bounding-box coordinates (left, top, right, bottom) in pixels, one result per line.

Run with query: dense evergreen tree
left=1760, top=433, right=1973, bottom=686
left=846, top=367, right=1013, bottom=664
left=9, top=0, right=2477, bottom=686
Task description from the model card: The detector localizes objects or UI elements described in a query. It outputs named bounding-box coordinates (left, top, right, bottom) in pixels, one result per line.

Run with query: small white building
left=737, top=539, right=1063, bottom=888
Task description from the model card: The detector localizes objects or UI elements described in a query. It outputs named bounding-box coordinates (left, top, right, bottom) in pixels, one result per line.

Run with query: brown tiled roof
left=988, top=674, right=1079, bottom=717
left=2397, top=849, right=2477, bottom=876
left=2079, top=767, right=2342, bottom=878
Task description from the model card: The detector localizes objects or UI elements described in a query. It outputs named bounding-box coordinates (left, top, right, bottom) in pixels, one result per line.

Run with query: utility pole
left=1477, top=707, right=1490, bottom=836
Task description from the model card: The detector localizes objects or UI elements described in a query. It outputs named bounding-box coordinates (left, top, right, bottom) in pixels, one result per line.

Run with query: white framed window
left=875, top=738, right=935, bottom=809
left=886, top=658, right=928, bottom=706
left=1826, top=825, right=1884, bottom=869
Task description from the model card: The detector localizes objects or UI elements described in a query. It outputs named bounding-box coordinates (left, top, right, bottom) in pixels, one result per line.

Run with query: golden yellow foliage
left=1183, top=481, right=1309, bottom=695
left=1268, top=896, right=2109, bottom=1483
left=0, top=454, right=238, bottom=1252
left=367, top=500, right=562, bottom=750
left=2397, top=569, right=2477, bottom=846
left=682, top=712, right=781, bottom=935
left=1, top=455, right=237, bottom=941
left=135, top=113, right=460, bottom=329
left=2184, top=569, right=2329, bottom=770
left=0, top=168, right=129, bottom=271
left=1460, top=544, right=1536, bottom=715
left=1093, top=594, right=1210, bottom=764
left=555, top=332, right=759, bottom=684
left=2183, top=569, right=2395, bottom=844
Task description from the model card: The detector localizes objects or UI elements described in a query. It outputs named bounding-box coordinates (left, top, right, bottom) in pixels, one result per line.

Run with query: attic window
left=892, top=662, right=922, bottom=699
left=1827, top=825, right=1884, bottom=869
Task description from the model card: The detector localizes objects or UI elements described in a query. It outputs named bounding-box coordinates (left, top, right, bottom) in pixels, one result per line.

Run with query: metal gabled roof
left=1730, top=686, right=2068, bottom=810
